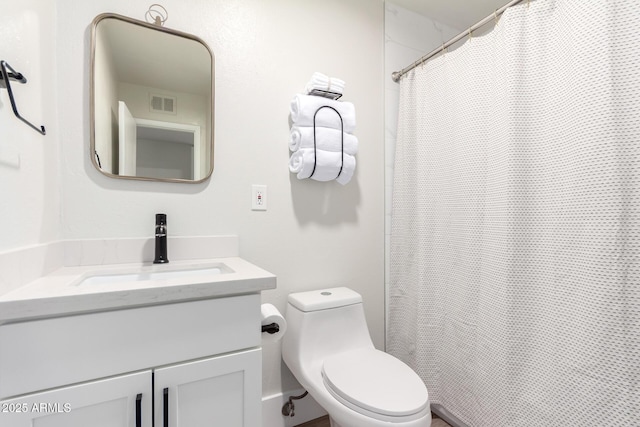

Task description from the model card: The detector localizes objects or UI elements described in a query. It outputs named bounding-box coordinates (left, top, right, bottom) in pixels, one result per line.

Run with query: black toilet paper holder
left=261, top=323, right=280, bottom=334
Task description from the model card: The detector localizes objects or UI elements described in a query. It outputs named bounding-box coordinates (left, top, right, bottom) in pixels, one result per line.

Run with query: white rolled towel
left=289, top=126, right=358, bottom=155
left=289, top=148, right=356, bottom=185
left=290, top=94, right=356, bottom=133
left=305, top=72, right=345, bottom=95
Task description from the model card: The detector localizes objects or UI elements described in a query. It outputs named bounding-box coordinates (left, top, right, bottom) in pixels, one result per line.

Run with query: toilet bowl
left=282, top=287, right=431, bottom=427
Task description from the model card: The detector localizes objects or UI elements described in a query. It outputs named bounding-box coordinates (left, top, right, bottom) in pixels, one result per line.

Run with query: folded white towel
left=289, top=126, right=358, bottom=155
left=290, top=94, right=356, bottom=133
left=289, top=148, right=356, bottom=185
left=305, top=72, right=345, bottom=95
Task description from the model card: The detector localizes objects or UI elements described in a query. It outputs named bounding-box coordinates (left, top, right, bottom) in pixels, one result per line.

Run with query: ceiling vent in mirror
left=150, top=93, right=177, bottom=114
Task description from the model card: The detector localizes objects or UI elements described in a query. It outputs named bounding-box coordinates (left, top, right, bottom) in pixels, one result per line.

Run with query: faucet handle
left=156, top=213, right=167, bottom=226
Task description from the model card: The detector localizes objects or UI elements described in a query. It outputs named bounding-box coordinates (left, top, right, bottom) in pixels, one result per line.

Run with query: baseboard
left=431, top=404, right=468, bottom=427
left=262, top=389, right=328, bottom=427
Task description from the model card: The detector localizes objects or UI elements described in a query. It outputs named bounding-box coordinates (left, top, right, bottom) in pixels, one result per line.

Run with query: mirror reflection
left=91, top=14, right=214, bottom=183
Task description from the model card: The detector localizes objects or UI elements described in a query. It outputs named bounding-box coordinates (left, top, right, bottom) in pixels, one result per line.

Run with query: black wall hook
left=0, top=60, right=46, bottom=135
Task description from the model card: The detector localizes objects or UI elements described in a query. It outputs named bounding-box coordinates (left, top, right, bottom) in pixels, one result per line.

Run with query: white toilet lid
left=322, top=348, right=429, bottom=418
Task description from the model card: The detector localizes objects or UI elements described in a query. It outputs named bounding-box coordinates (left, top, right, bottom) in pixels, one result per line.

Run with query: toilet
left=282, top=287, right=431, bottom=427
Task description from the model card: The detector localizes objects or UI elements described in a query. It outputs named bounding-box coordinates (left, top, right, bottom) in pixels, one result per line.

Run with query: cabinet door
left=155, top=348, right=261, bottom=427
left=0, top=371, right=151, bottom=427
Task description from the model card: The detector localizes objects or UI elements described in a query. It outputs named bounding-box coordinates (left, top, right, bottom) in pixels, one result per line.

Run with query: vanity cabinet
left=156, top=349, right=261, bottom=426
left=0, top=294, right=262, bottom=427
left=0, top=371, right=152, bottom=427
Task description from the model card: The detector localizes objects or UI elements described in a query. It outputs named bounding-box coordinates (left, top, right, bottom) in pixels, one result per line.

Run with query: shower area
left=385, top=1, right=639, bottom=426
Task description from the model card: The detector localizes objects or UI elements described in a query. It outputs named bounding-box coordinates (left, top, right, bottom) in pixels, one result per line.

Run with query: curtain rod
left=391, top=0, right=526, bottom=83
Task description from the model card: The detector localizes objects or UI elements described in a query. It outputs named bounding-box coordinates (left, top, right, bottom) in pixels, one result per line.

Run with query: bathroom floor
left=295, top=414, right=452, bottom=426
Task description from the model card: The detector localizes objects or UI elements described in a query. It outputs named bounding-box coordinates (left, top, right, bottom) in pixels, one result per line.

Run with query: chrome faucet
left=153, top=213, right=169, bottom=264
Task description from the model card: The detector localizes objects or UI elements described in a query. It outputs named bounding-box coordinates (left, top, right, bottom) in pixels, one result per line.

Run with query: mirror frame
left=90, top=13, right=215, bottom=183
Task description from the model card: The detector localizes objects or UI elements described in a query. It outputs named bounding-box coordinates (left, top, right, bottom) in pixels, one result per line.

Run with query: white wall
left=0, top=0, right=385, bottom=414
left=55, top=0, right=385, bottom=401
left=0, top=0, right=60, bottom=252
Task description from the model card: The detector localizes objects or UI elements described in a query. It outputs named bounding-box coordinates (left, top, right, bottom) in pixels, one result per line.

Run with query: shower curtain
left=388, top=1, right=639, bottom=426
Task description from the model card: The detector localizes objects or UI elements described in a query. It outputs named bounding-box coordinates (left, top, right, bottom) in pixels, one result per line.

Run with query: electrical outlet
left=251, top=185, right=267, bottom=211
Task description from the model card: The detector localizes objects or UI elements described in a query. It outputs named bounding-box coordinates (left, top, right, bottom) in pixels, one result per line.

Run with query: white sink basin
left=76, top=264, right=231, bottom=286
left=0, top=249, right=277, bottom=324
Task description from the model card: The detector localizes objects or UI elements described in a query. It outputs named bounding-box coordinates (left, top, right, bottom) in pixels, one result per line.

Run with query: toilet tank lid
left=288, top=287, right=362, bottom=312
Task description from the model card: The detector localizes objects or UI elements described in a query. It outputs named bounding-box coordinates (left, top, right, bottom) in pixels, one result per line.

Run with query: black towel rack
left=0, top=60, right=46, bottom=135
left=310, top=105, right=344, bottom=180
left=308, top=88, right=342, bottom=100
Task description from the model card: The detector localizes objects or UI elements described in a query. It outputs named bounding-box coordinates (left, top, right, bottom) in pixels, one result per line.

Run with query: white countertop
left=0, top=256, right=276, bottom=324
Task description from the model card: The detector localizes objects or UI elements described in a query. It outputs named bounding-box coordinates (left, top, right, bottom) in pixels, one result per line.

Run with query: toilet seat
left=321, top=348, right=429, bottom=422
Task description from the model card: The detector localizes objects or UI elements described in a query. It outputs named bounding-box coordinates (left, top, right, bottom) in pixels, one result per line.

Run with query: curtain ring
left=145, top=4, right=168, bottom=26
left=494, top=10, right=500, bottom=25
left=468, top=27, right=473, bottom=41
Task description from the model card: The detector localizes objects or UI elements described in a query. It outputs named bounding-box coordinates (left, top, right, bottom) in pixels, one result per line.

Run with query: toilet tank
left=282, top=288, right=375, bottom=372
left=288, top=287, right=362, bottom=312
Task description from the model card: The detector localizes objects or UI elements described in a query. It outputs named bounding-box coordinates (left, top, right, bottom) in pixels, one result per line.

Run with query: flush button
left=321, top=292, right=332, bottom=296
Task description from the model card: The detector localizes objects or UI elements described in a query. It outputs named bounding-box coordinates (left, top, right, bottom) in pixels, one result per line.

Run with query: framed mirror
left=90, top=13, right=214, bottom=183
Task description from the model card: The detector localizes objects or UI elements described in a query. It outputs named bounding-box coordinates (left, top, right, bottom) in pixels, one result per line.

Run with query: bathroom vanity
left=0, top=237, right=276, bottom=427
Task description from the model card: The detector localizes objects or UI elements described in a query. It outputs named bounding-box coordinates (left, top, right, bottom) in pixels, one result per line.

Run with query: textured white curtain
left=388, top=1, right=639, bottom=426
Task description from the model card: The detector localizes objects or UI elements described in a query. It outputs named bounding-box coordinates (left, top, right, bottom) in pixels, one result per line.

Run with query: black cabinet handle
left=163, top=388, right=169, bottom=427
left=135, top=394, right=142, bottom=427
